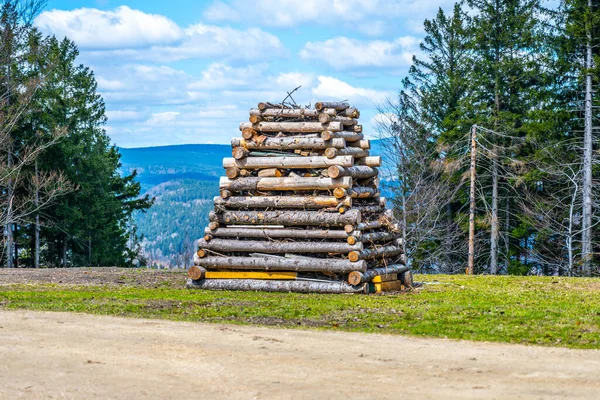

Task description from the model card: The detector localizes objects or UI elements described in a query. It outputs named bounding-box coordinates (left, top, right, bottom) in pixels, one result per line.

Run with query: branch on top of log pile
left=205, top=227, right=351, bottom=240
left=232, top=137, right=346, bottom=150
left=209, top=209, right=362, bottom=227
left=250, top=108, right=322, bottom=118
left=219, top=176, right=352, bottom=192
left=239, top=121, right=343, bottom=133
left=347, top=264, right=410, bottom=285
left=187, top=278, right=368, bottom=294
left=213, top=195, right=351, bottom=209
left=194, top=255, right=367, bottom=273
left=197, top=238, right=363, bottom=254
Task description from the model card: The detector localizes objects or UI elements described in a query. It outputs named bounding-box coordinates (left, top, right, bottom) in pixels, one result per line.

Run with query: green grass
left=1, top=274, right=600, bottom=349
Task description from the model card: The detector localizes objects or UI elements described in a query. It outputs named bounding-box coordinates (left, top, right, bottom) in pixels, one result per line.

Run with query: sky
left=35, top=0, right=456, bottom=148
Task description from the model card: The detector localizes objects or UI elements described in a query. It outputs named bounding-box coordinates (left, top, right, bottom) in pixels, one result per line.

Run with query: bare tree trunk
left=468, top=125, right=477, bottom=275
left=62, top=235, right=67, bottom=268
left=490, top=149, right=499, bottom=275
left=504, top=199, right=509, bottom=274
left=34, top=160, right=40, bottom=268
left=581, top=0, right=594, bottom=276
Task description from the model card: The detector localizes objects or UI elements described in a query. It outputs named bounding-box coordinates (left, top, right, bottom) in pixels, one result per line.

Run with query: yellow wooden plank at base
left=204, top=271, right=297, bottom=280
left=374, top=280, right=403, bottom=293
left=372, top=274, right=398, bottom=283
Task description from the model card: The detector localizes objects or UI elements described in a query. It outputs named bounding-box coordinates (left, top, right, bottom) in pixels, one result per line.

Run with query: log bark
left=318, top=114, right=357, bottom=125
left=325, top=147, right=369, bottom=159
left=214, top=195, right=351, bottom=209
left=399, top=270, right=413, bottom=287
left=223, top=155, right=354, bottom=169
left=347, top=139, right=370, bottom=149
left=194, top=255, right=367, bottom=273
left=328, top=166, right=378, bottom=179
left=347, top=187, right=378, bottom=199
left=239, top=121, right=343, bottom=133
left=232, top=137, right=346, bottom=150
left=206, top=227, right=351, bottom=240
left=210, top=209, right=361, bottom=227
left=348, top=245, right=403, bottom=262
left=321, top=130, right=363, bottom=142
left=187, top=278, right=367, bottom=294
left=357, top=156, right=381, bottom=167
left=353, top=125, right=363, bottom=133
left=315, top=101, right=349, bottom=111
left=339, top=107, right=360, bottom=118
left=219, top=176, right=352, bottom=192
left=348, top=231, right=397, bottom=245
left=347, top=264, right=410, bottom=285
left=197, top=238, right=362, bottom=254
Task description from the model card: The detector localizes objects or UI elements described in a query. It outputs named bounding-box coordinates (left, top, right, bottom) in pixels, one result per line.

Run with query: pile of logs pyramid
left=187, top=101, right=411, bottom=294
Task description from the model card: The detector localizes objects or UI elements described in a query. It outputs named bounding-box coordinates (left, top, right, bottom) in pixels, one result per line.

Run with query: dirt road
left=1, top=310, right=599, bottom=400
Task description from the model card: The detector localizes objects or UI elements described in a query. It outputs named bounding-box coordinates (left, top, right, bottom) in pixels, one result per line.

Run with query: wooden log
left=205, top=227, right=351, bottom=240
left=232, top=137, right=346, bottom=150
left=340, top=107, right=360, bottom=118
left=328, top=166, right=378, bottom=179
left=321, top=130, right=363, bottom=142
left=250, top=108, right=320, bottom=118
left=197, top=238, right=363, bottom=254
left=357, top=156, right=382, bottom=167
left=219, top=190, right=231, bottom=199
left=355, top=205, right=384, bottom=213
left=347, top=139, right=370, bottom=149
left=187, top=278, right=367, bottom=294
left=225, top=167, right=240, bottom=179
left=257, top=168, right=283, bottom=177
left=347, top=264, right=410, bottom=285
left=356, top=231, right=398, bottom=244
left=257, top=102, right=269, bottom=110
left=188, top=266, right=207, bottom=281
left=248, top=115, right=262, bottom=124
left=219, top=176, right=352, bottom=192
left=347, top=187, right=378, bottom=199
left=232, top=147, right=249, bottom=160
left=194, top=256, right=367, bottom=273
left=208, top=221, right=220, bottom=231
left=214, top=195, right=351, bottom=210
left=223, top=156, right=353, bottom=170
left=242, top=127, right=257, bottom=139
left=325, top=147, right=369, bottom=159
left=348, top=245, right=403, bottom=262
left=333, top=187, right=347, bottom=199
left=239, top=121, right=343, bottom=133
left=353, top=125, right=363, bottom=133
left=318, top=114, right=356, bottom=125
left=355, top=220, right=383, bottom=231
left=400, top=270, right=413, bottom=287
left=210, top=209, right=362, bottom=227
left=315, top=101, right=349, bottom=111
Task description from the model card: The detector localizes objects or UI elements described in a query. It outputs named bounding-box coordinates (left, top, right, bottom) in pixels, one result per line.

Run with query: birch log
left=325, top=147, right=369, bottom=159
left=232, top=137, right=345, bottom=150
left=214, top=195, right=351, bottom=209
left=206, top=227, right=351, bottom=240
left=357, top=156, right=382, bottom=167
left=187, top=278, right=367, bottom=294
left=210, top=209, right=362, bottom=227
left=223, top=155, right=354, bottom=169
left=219, top=176, right=352, bottom=192
left=197, top=238, right=362, bottom=254
left=194, top=255, right=367, bottom=273
left=239, top=121, right=343, bottom=133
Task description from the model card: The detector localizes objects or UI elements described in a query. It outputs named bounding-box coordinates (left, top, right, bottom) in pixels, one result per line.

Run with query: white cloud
left=146, top=112, right=180, bottom=125
left=300, top=36, right=419, bottom=70
left=204, top=0, right=456, bottom=32
left=312, top=76, right=390, bottom=108
left=106, top=110, right=146, bottom=122
left=35, top=7, right=285, bottom=62
left=35, top=6, right=184, bottom=50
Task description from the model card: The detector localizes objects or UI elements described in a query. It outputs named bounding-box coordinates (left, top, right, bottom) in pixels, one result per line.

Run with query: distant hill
left=120, top=141, right=396, bottom=268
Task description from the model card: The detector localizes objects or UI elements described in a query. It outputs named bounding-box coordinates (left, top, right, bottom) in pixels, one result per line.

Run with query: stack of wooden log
left=187, top=101, right=412, bottom=294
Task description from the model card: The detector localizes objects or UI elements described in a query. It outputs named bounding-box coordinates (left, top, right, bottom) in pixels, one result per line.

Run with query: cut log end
left=225, top=167, right=240, bottom=179
left=197, top=249, right=207, bottom=258
left=208, top=221, right=220, bottom=231
left=348, top=251, right=360, bottom=262
left=188, top=266, right=205, bottom=281
left=333, top=187, right=347, bottom=199
left=344, top=224, right=355, bottom=234
left=232, top=147, right=249, bottom=160
left=347, top=236, right=357, bottom=245
left=348, top=271, right=362, bottom=286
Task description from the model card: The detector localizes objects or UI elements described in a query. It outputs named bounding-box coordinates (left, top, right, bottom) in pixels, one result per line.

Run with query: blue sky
left=36, top=0, right=456, bottom=148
